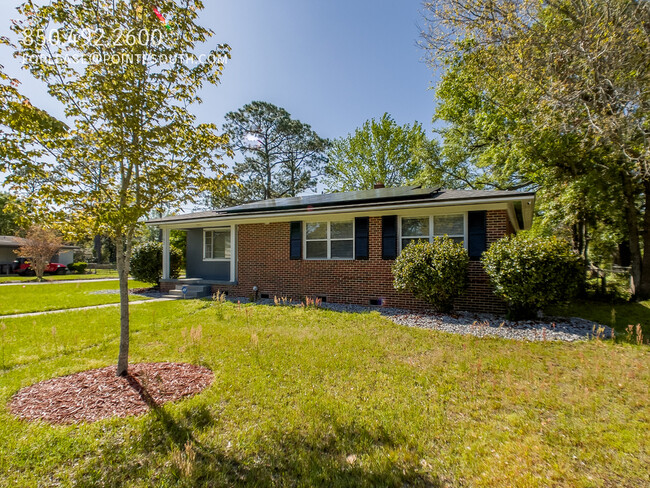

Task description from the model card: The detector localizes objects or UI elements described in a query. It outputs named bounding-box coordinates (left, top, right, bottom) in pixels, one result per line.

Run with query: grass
left=548, top=298, right=650, bottom=343
left=0, top=299, right=648, bottom=487
left=0, top=279, right=153, bottom=316
left=0, top=268, right=119, bottom=283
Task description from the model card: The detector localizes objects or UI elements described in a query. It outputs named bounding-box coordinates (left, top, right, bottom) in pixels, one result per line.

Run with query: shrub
left=67, top=262, right=88, bottom=274
left=392, top=237, right=469, bottom=313
left=482, top=234, right=584, bottom=319
left=129, top=242, right=183, bottom=285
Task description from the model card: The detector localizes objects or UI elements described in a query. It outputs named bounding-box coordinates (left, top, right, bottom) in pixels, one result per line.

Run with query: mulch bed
left=8, top=362, right=214, bottom=424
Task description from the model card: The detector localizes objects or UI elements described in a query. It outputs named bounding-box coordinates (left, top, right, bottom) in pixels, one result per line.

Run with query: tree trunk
left=621, top=172, right=642, bottom=298
left=638, top=179, right=650, bottom=298
left=116, top=233, right=130, bottom=376
left=94, top=235, right=103, bottom=263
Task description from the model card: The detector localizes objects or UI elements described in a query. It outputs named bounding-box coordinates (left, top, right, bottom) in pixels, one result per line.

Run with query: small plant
left=625, top=324, right=644, bottom=345
left=392, top=237, right=469, bottom=313
left=212, top=290, right=227, bottom=319
left=67, top=262, right=88, bottom=274
left=190, top=325, right=203, bottom=344
left=273, top=296, right=291, bottom=307
left=302, top=296, right=322, bottom=309
left=129, top=242, right=183, bottom=285
left=482, top=234, right=584, bottom=320
left=212, top=290, right=227, bottom=304
left=171, top=440, right=198, bottom=481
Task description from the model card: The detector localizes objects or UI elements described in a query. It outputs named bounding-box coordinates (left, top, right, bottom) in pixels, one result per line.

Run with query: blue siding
left=185, top=229, right=231, bottom=281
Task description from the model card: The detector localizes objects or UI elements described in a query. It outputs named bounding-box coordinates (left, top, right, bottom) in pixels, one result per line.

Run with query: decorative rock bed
left=9, top=362, right=213, bottom=424
left=322, top=303, right=612, bottom=342
left=383, top=310, right=612, bottom=342
left=229, top=297, right=612, bottom=342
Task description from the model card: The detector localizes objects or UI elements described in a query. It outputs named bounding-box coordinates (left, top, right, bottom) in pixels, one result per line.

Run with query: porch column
left=162, top=227, right=170, bottom=280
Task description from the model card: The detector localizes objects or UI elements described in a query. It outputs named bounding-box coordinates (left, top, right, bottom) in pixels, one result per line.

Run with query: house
left=0, top=236, right=79, bottom=274
left=147, top=186, right=535, bottom=312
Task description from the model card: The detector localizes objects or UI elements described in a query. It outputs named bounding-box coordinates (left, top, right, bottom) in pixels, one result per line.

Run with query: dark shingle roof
left=147, top=186, right=535, bottom=225
left=217, top=185, right=440, bottom=214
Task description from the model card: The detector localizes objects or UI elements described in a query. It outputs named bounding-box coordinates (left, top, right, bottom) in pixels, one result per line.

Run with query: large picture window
left=305, top=220, right=354, bottom=259
left=400, top=214, right=465, bottom=251
left=203, top=228, right=231, bottom=261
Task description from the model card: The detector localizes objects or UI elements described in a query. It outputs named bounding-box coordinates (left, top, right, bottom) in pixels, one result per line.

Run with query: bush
left=392, top=237, right=469, bottom=313
left=482, top=234, right=584, bottom=319
left=129, top=242, right=183, bottom=285
left=67, top=262, right=88, bottom=274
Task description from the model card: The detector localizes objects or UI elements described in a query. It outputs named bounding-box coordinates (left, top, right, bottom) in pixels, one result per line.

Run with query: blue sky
left=2, top=0, right=438, bottom=141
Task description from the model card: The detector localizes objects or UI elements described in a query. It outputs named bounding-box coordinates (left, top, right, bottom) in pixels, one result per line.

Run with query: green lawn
left=0, top=279, right=152, bottom=315
left=0, top=268, right=119, bottom=284
left=548, top=298, right=650, bottom=343
left=0, top=300, right=647, bottom=487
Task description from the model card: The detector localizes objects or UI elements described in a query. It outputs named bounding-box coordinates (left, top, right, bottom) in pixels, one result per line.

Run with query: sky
left=1, top=0, right=439, bottom=141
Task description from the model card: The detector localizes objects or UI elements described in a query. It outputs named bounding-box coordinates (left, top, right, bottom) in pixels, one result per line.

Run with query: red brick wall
left=208, top=210, right=513, bottom=314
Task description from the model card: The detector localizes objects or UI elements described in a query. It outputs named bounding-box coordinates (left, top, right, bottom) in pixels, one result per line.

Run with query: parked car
left=12, top=257, right=68, bottom=276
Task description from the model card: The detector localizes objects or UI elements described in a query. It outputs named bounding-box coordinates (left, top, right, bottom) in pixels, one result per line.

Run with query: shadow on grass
left=67, top=389, right=443, bottom=487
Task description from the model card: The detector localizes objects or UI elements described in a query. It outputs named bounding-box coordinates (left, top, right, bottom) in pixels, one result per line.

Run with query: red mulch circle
left=8, top=362, right=214, bottom=424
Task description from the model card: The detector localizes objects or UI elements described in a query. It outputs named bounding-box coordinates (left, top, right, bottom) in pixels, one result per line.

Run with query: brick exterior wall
left=198, top=209, right=512, bottom=314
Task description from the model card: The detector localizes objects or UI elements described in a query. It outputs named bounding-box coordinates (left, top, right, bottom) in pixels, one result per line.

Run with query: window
left=305, top=220, right=354, bottom=259
left=401, top=217, right=430, bottom=250
left=400, top=214, right=465, bottom=250
left=204, top=228, right=231, bottom=260
left=433, top=215, right=465, bottom=245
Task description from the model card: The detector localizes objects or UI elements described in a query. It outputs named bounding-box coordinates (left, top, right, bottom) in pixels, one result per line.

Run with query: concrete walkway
left=0, top=278, right=122, bottom=286
left=0, top=297, right=175, bottom=319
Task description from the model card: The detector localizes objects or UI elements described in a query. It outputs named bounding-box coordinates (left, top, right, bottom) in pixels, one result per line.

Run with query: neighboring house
left=147, top=186, right=535, bottom=312
left=0, top=236, right=79, bottom=274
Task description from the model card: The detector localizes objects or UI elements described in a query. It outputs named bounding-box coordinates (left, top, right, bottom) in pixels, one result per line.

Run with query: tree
left=3, top=0, right=234, bottom=375
left=15, top=225, right=62, bottom=281
left=422, top=0, right=650, bottom=298
left=0, top=193, right=25, bottom=236
left=213, top=101, right=328, bottom=206
left=425, top=48, right=622, bottom=263
left=324, top=113, right=436, bottom=191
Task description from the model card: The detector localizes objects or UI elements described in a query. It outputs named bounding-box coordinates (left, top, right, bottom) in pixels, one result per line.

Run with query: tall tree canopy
left=2, top=0, right=234, bottom=375
left=213, top=101, right=328, bottom=207
left=422, top=0, right=650, bottom=298
left=324, top=113, right=436, bottom=192
left=0, top=193, right=26, bottom=235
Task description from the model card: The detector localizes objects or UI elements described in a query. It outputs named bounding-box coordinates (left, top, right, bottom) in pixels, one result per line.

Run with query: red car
left=13, top=258, right=68, bottom=276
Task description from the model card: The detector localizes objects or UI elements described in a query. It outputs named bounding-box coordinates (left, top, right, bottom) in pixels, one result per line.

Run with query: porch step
left=165, top=284, right=211, bottom=300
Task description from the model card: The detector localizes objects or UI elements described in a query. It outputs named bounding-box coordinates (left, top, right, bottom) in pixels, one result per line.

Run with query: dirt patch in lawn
left=8, top=362, right=213, bottom=424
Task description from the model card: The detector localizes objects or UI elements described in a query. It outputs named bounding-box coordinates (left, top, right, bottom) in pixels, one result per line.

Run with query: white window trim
left=203, top=227, right=234, bottom=262
left=303, top=220, right=355, bottom=260
left=398, top=213, right=468, bottom=252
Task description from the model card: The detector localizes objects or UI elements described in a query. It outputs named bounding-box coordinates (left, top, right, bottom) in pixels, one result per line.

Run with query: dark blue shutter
left=382, top=215, right=398, bottom=260
left=355, top=217, right=369, bottom=260
left=290, top=221, right=302, bottom=260
left=468, top=211, right=487, bottom=259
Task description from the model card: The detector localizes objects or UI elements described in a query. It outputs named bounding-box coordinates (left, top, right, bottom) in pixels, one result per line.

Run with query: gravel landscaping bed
left=383, top=310, right=612, bottom=342
left=229, top=297, right=611, bottom=342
